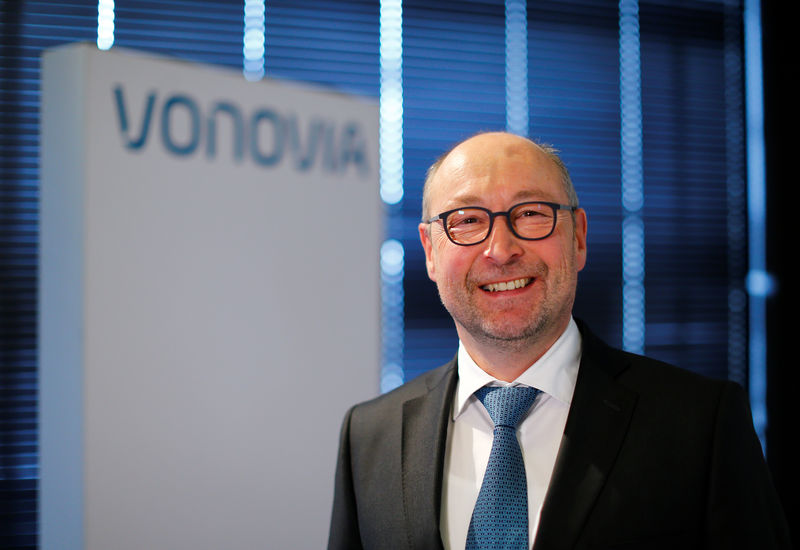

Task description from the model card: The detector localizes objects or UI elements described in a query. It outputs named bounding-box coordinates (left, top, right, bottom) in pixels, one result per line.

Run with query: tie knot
left=475, top=386, right=541, bottom=428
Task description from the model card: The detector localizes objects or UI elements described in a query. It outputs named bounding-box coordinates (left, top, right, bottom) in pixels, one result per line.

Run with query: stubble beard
left=438, top=265, right=577, bottom=354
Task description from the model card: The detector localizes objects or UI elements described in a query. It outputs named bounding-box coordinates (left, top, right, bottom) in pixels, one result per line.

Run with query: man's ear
left=418, top=223, right=437, bottom=282
left=573, top=208, right=588, bottom=272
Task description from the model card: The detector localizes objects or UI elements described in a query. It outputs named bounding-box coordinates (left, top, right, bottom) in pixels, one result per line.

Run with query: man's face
left=418, top=133, right=587, bottom=352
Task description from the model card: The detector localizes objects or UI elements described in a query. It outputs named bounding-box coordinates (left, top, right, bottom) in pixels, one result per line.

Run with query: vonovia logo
left=112, top=85, right=370, bottom=177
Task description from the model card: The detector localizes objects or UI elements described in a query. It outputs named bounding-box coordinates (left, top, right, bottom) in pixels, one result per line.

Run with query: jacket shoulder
left=579, top=320, right=735, bottom=395
left=349, top=359, right=456, bottom=418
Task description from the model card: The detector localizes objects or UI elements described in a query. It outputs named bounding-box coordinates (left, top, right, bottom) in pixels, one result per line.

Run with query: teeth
left=482, top=278, right=531, bottom=292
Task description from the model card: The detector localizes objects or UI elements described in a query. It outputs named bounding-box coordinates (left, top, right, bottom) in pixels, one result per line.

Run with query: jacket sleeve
left=327, top=406, right=364, bottom=550
left=705, top=382, right=792, bottom=548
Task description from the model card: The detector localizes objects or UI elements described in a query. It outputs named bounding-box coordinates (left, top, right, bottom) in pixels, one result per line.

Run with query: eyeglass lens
left=445, top=203, right=556, bottom=244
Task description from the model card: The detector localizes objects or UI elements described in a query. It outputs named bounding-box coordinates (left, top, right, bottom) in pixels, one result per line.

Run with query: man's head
left=422, top=136, right=579, bottom=222
left=418, top=131, right=587, bottom=360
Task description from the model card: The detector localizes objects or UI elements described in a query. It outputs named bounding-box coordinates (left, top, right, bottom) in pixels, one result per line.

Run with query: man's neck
left=457, top=320, right=571, bottom=382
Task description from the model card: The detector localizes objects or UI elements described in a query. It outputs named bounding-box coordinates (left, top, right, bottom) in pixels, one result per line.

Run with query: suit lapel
left=534, top=328, right=638, bottom=550
left=401, top=360, right=458, bottom=550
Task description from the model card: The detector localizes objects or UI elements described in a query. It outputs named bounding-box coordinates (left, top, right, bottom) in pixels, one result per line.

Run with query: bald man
left=327, top=132, right=790, bottom=550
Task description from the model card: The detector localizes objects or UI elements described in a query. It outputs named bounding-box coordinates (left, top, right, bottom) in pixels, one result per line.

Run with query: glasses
left=425, top=201, right=577, bottom=246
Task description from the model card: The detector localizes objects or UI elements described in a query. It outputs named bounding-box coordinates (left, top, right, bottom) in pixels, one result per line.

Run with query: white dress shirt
left=439, top=318, right=582, bottom=550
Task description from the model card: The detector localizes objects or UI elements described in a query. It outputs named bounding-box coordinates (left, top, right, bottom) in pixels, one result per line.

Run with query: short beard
left=439, top=273, right=576, bottom=357
left=443, top=291, right=569, bottom=352
left=451, top=302, right=557, bottom=353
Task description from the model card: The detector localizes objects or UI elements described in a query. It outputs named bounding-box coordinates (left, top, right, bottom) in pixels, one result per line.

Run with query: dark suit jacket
left=328, top=323, right=791, bottom=549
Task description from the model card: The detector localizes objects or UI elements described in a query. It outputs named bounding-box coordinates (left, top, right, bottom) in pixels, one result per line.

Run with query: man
left=328, top=132, right=790, bottom=549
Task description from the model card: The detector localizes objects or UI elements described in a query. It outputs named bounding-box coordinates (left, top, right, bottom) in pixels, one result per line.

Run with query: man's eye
left=516, top=206, right=552, bottom=220
left=450, top=214, right=484, bottom=227
left=517, top=209, right=546, bottom=219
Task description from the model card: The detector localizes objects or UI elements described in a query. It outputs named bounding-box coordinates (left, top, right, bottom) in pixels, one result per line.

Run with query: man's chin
left=459, top=308, right=571, bottom=348
left=464, top=319, right=546, bottom=346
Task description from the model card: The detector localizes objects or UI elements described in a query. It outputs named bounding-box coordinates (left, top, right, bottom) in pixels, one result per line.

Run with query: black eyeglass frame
left=424, top=201, right=578, bottom=246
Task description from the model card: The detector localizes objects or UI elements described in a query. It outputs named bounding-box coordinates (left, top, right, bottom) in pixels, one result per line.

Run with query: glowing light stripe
left=619, top=0, right=645, bottom=354
left=744, top=0, right=769, bottom=450
left=243, top=0, right=266, bottom=81
left=505, top=0, right=528, bottom=136
left=380, top=0, right=404, bottom=392
left=380, top=239, right=405, bottom=392
left=96, top=0, right=115, bottom=50
left=380, top=0, right=404, bottom=205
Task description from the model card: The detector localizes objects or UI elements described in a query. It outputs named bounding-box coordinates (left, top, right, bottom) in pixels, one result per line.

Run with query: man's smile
left=480, top=277, right=533, bottom=292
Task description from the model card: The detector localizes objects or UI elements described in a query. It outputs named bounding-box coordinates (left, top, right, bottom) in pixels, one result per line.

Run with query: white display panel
left=39, top=43, right=380, bottom=549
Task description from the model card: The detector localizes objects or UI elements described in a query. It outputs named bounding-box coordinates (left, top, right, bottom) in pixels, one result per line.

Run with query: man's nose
left=483, top=216, right=524, bottom=264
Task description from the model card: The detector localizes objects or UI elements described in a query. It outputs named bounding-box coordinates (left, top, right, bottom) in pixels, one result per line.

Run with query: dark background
left=763, top=0, right=798, bottom=543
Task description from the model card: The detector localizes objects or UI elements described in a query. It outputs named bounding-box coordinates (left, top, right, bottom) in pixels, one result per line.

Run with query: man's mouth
left=481, top=277, right=532, bottom=292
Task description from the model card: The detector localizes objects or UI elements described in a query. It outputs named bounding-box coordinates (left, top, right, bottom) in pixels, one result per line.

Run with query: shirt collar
left=453, top=317, right=582, bottom=420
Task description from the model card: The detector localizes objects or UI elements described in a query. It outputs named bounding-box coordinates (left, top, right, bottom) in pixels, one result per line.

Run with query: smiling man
left=327, top=132, right=790, bottom=550
left=418, top=132, right=586, bottom=383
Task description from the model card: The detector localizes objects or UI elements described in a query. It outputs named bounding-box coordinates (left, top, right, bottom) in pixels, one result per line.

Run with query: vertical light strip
left=243, top=0, right=266, bottom=81
left=96, top=0, right=115, bottom=50
left=380, top=240, right=405, bottom=393
left=619, top=0, right=645, bottom=354
left=744, top=0, right=769, bottom=449
left=505, top=0, right=528, bottom=137
left=380, top=0, right=404, bottom=392
left=723, top=0, right=747, bottom=388
left=380, top=0, right=404, bottom=205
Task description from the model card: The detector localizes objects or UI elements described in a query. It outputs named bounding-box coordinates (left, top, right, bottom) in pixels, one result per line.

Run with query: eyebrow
left=445, top=189, right=557, bottom=208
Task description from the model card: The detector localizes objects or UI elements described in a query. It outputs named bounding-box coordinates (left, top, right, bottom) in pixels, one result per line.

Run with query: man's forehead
left=443, top=136, right=541, bottom=170
left=431, top=142, right=563, bottom=201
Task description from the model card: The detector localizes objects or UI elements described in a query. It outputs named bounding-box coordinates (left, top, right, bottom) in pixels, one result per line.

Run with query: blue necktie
left=465, top=385, right=541, bottom=550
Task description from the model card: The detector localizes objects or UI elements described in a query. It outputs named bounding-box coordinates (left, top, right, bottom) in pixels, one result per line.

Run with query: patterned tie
left=465, top=385, right=541, bottom=550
